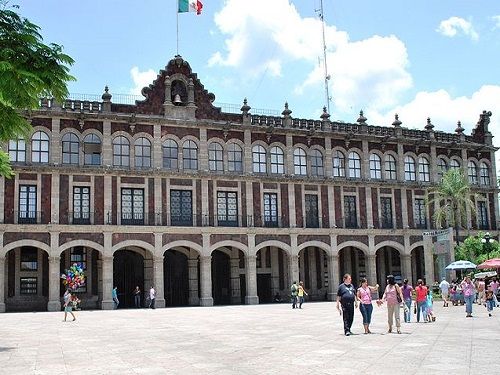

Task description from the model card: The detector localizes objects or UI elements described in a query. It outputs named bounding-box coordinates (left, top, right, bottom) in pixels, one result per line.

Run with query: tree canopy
left=0, top=3, right=74, bottom=176
left=455, top=232, right=500, bottom=265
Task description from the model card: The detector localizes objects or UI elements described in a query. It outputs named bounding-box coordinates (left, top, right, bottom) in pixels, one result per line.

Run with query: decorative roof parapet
left=357, top=110, right=367, bottom=125
left=320, top=106, right=330, bottom=129
left=102, top=86, right=112, bottom=112
left=282, top=102, right=292, bottom=128
left=241, top=98, right=251, bottom=126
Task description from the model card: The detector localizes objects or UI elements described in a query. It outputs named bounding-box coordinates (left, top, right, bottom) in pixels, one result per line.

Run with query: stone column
left=101, top=256, right=114, bottom=310
left=245, top=255, right=259, bottom=304
left=366, top=254, right=377, bottom=285
left=188, top=258, right=199, bottom=305
left=402, top=254, right=412, bottom=285
left=230, top=257, right=241, bottom=304
left=288, top=255, right=299, bottom=286
left=270, top=247, right=280, bottom=294
left=153, top=256, right=165, bottom=308
left=199, top=256, right=213, bottom=306
left=47, top=256, right=61, bottom=311
left=0, top=257, right=5, bottom=312
left=423, top=236, right=435, bottom=285
left=327, top=255, right=339, bottom=301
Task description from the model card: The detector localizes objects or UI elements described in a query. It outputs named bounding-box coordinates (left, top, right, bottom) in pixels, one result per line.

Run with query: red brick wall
left=334, top=186, right=342, bottom=227
left=295, top=184, right=303, bottom=227
left=4, top=178, right=14, bottom=223
left=359, top=187, right=366, bottom=229
left=196, top=179, right=202, bottom=226
left=406, top=190, right=414, bottom=228
left=111, top=176, right=117, bottom=225
left=148, top=178, right=155, bottom=222
left=41, top=174, right=51, bottom=224
left=280, top=184, right=289, bottom=227
left=252, top=182, right=261, bottom=226
left=321, top=185, right=329, bottom=228
left=59, top=175, right=69, bottom=224
left=394, top=189, right=402, bottom=229
left=208, top=180, right=214, bottom=226
left=371, top=188, right=379, bottom=229
left=240, top=181, right=247, bottom=226
left=94, top=176, right=104, bottom=224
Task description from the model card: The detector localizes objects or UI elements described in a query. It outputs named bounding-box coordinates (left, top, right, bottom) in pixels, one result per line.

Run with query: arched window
left=208, top=142, right=224, bottom=171
left=31, top=131, right=49, bottom=163
left=437, top=157, right=447, bottom=179
left=404, top=155, right=416, bottom=181
left=348, top=151, right=361, bottom=178
left=227, top=143, right=243, bottom=172
left=480, top=162, right=490, bottom=186
left=270, top=146, right=284, bottom=174
left=294, top=147, right=307, bottom=175
left=369, top=154, right=382, bottom=179
left=468, top=160, right=478, bottom=184
left=134, top=137, right=151, bottom=168
left=384, top=154, right=397, bottom=180
left=162, top=139, right=178, bottom=170
left=113, top=136, right=130, bottom=167
left=310, top=149, right=324, bottom=176
left=61, top=133, right=79, bottom=165
left=418, top=156, right=430, bottom=182
left=182, top=140, right=198, bottom=170
left=252, top=145, right=266, bottom=173
left=333, top=150, right=345, bottom=177
left=83, top=134, right=101, bottom=165
left=8, top=139, right=26, bottom=163
left=449, top=159, right=460, bottom=170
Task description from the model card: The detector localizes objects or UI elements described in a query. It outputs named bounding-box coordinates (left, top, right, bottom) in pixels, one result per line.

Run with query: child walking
left=485, top=289, right=494, bottom=317
left=426, top=289, right=436, bottom=322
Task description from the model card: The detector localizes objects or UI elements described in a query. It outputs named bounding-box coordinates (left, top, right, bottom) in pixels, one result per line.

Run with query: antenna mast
left=317, top=0, right=331, bottom=114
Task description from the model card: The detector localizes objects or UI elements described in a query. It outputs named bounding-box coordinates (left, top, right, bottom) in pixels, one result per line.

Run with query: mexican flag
left=178, top=0, right=203, bottom=15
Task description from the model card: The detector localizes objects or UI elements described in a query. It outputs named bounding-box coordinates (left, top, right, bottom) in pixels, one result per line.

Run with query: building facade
left=0, top=55, right=497, bottom=312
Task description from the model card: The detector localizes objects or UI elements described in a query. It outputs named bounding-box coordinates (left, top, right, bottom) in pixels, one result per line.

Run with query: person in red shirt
left=415, top=279, right=428, bottom=323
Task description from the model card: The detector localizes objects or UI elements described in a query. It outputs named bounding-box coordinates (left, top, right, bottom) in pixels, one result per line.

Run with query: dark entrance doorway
left=164, top=250, right=189, bottom=307
left=257, top=273, right=272, bottom=303
left=113, top=250, right=144, bottom=308
left=212, top=250, right=230, bottom=305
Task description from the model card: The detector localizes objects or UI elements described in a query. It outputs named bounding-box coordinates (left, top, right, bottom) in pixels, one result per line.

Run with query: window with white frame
left=31, top=131, right=49, bottom=163
left=121, top=188, right=144, bottom=224
left=134, top=137, right=151, bottom=168
left=369, top=154, right=382, bottom=179
left=468, top=160, right=478, bottom=184
left=310, top=149, right=324, bottom=176
left=227, top=143, right=243, bottom=172
left=333, top=150, right=345, bottom=177
left=263, top=192, right=278, bottom=227
left=252, top=145, right=267, bottom=173
left=209, top=142, right=224, bottom=171
left=413, top=198, right=426, bottom=228
left=83, top=134, right=102, bottom=165
left=294, top=147, right=307, bottom=175
left=8, top=139, right=26, bottom=162
left=437, top=158, right=447, bottom=180
left=480, top=162, right=490, bottom=185
left=418, top=156, right=430, bottom=182
left=162, top=139, right=178, bottom=170
left=477, top=201, right=489, bottom=229
left=217, top=191, right=238, bottom=226
left=73, top=186, right=90, bottom=224
left=270, top=146, right=284, bottom=174
left=62, top=132, right=80, bottom=165
left=113, top=136, right=130, bottom=167
left=384, top=154, right=397, bottom=180
left=182, top=140, right=198, bottom=170
left=348, top=151, right=361, bottom=178
left=404, top=155, right=416, bottom=181
left=449, top=159, right=460, bottom=170
left=18, top=185, right=37, bottom=223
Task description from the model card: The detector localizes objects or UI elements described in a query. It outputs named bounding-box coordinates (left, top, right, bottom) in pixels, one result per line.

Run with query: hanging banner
left=422, top=228, right=451, bottom=237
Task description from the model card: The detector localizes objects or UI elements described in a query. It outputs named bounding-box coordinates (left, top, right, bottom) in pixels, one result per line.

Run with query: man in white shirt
left=149, top=286, right=156, bottom=309
left=439, top=278, right=450, bottom=307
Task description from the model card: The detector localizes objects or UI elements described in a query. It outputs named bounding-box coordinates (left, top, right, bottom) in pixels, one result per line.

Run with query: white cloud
left=493, top=15, right=500, bottom=30
left=129, top=66, right=157, bottom=95
left=436, top=16, right=479, bottom=40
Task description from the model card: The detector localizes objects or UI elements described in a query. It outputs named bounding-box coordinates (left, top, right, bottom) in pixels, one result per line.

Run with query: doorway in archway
left=113, top=250, right=144, bottom=308
left=212, top=250, right=230, bottom=305
left=164, top=250, right=189, bottom=307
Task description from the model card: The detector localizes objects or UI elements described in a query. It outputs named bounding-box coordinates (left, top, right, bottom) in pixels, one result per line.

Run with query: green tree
left=0, top=3, right=74, bottom=177
left=427, top=168, right=478, bottom=245
left=455, top=232, right=500, bottom=264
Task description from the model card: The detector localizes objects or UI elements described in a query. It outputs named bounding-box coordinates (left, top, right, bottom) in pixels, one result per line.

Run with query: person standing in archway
left=133, top=286, right=141, bottom=308
left=112, top=286, right=119, bottom=309
left=336, top=273, right=358, bottom=336
left=149, top=286, right=156, bottom=309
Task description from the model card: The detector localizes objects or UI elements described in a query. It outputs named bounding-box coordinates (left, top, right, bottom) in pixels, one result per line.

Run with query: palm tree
left=427, top=168, right=478, bottom=245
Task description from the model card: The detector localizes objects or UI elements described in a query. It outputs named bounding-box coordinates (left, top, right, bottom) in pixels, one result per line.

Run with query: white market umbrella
left=445, top=260, right=477, bottom=270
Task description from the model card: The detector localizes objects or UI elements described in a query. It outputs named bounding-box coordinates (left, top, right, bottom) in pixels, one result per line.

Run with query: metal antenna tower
left=316, top=0, right=331, bottom=114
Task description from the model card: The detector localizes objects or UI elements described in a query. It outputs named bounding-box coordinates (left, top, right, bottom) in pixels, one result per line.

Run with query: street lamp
left=482, top=232, right=493, bottom=259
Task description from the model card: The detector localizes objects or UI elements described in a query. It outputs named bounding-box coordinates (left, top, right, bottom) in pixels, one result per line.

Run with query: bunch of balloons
left=61, top=263, right=86, bottom=291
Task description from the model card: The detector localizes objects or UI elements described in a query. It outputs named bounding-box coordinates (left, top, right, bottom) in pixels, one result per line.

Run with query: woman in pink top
left=461, top=276, right=475, bottom=317
left=356, top=278, right=379, bottom=334
left=380, top=275, right=405, bottom=334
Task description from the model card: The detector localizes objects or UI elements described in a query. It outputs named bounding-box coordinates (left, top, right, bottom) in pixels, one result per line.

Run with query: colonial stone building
left=0, top=55, right=497, bottom=312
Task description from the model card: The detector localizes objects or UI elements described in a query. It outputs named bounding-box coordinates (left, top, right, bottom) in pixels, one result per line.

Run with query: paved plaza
left=0, top=301, right=497, bottom=375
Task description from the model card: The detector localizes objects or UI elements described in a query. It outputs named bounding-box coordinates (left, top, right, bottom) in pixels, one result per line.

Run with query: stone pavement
left=0, top=301, right=497, bottom=375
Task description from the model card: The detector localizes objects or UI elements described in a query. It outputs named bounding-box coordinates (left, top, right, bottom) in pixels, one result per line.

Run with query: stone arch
left=409, top=241, right=424, bottom=252
left=1, top=240, right=51, bottom=257
left=373, top=241, right=405, bottom=256
left=254, top=240, right=291, bottom=256
left=336, top=241, right=369, bottom=256
left=57, top=240, right=104, bottom=256
left=376, top=245, right=403, bottom=287
left=162, top=240, right=202, bottom=256
left=209, top=241, right=248, bottom=256
left=297, top=241, right=332, bottom=256
left=112, top=240, right=155, bottom=256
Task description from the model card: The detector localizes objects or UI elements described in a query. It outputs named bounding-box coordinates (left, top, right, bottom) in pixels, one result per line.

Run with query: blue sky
left=16, top=0, right=500, bottom=141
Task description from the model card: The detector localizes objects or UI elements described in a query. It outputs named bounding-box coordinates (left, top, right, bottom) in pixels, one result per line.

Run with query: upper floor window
left=162, top=139, right=178, bottom=170
left=182, top=140, right=198, bottom=170
left=418, top=156, right=430, bottom=182
left=305, top=194, right=319, bottom=228
left=369, top=154, right=382, bottom=179
left=134, top=137, right=151, bottom=168
left=468, top=160, right=478, bottom=185
left=8, top=139, right=26, bottom=163
left=404, top=155, right=416, bottom=181
left=477, top=201, right=489, bottom=230
left=113, top=136, right=130, bottom=167
left=344, top=195, right=357, bottom=228
left=449, top=159, right=460, bottom=170
left=73, top=186, right=90, bottom=224
left=380, top=197, right=393, bottom=229
left=270, top=146, right=284, bottom=174
left=333, top=150, right=345, bottom=177
left=31, top=131, right=49, bottom=163
left=294, top=147, right=307, bottom=175
left=348, top=151, right=361, bottom=178
left=252, top=145, right=266, bottom=173
left=480, top=162, right=490, bottom=186
left=20, top=247, right=38, bottom=271
left=227, top=143, right=243, bottom=172
left=208, top=142, right=224, bottom=171
left=413, top=198, right=427, bottom=229
left=310, top=149, right=324, bottom=177
left=19, top=185, right=37, bottom=224
left=83, top=134, right=102, bottom=165
left=385, top=154, right=397, bottom=180
left=437, top=158, right=447, bottom=180
left=121, top=188, right=144, bottom=225
left=62, top=132, right=79, bottom=165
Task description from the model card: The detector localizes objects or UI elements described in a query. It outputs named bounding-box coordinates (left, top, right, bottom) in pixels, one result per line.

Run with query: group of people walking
left=112, top=285, right=157, bottom=309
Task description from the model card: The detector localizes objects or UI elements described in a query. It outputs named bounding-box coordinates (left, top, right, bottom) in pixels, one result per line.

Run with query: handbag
left=396, top=285, right=402, bottom=303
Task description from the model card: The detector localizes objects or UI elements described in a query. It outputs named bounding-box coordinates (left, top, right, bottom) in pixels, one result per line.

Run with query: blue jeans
left=487, top=300, right=495, bottom=312
left=464, top=294, right=474, bottom=314
left=359, top=303, right=373, bottom=325
left=404, top=299, right=412, bottom=322
left=416, top=301, right=427, bottom=322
